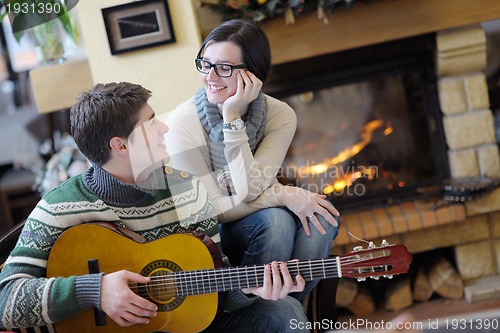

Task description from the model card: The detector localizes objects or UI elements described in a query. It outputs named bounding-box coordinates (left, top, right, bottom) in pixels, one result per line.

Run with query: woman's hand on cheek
left=223, top=71, right=263, bottom=120
left=240, top=70, right=262, bottom=102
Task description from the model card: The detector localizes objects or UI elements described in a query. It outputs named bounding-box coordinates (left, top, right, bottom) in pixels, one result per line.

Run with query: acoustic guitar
left=47, top=223, right=412, bottom=333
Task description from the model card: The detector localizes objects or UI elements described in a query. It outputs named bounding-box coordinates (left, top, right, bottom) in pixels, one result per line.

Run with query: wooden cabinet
left=30, top=58, right=93, bottom=114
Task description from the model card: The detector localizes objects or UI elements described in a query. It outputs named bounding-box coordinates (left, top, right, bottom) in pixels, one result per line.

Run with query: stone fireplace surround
left=323, top=24, right=500, bottom=257
left=246, top=0, right=500, bottom=304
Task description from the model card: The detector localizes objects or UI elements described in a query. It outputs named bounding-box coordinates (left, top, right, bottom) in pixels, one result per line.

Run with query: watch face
left=233, top=119, right=244, bottom=130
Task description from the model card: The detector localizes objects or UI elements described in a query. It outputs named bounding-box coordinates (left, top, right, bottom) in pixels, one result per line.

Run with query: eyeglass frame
left=195, top=58, right=247, bottom=78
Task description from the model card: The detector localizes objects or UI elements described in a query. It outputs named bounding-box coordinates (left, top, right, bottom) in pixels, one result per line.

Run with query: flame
left=287, top=119, right=395, bottom=195
left=383, top=125, right=394, bottom=136
left=293, top=119, right=385, bottom=176
left=323, top=167, right=378, bottom=194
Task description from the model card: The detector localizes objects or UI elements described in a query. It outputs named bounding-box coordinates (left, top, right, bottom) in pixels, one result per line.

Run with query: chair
left=0, top=222, right=24, bottom=333
left=0, top=168, right=40, bottom=231
left=0, top=220, right=25, bottom=271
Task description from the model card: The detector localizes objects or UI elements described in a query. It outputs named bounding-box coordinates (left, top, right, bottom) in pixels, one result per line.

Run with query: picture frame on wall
left=102, top=0, right=176, bottom=55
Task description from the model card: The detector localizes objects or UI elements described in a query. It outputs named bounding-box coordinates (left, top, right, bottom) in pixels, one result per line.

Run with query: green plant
left=0, top=0, right=79, bottom=44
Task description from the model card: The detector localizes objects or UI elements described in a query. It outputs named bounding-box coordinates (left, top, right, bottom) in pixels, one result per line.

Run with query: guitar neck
left=173, top=257, right=341, bottom=296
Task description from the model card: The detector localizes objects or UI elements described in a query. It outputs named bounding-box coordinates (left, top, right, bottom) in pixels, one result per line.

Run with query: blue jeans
left=219, top=207, right=339, bottom=301
left=204, top=296, right=310, bottom=333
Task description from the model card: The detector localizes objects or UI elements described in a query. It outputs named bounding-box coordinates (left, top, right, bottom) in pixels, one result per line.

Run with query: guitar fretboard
left=172, top=257, right=341, bottom=296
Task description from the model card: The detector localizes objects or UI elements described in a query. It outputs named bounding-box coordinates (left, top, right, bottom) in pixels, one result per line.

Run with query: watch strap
left=223, top=118, right=244, bottom=130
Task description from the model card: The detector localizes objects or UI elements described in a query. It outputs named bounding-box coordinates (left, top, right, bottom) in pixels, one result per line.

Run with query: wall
left=437, top=25, right=500, bottom=180
left=76, top=0, right=202, bottom=115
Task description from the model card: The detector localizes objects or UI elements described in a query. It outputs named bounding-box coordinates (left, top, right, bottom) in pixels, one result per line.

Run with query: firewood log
left=428, top=256, right=464, bottom=299
left=413, top=267, right=433, bottom=302
left=347, top=285, right=375, bottom=316
left=385, top=277, right=413, bottom=311
left=336, top=278, right=359, bottom=308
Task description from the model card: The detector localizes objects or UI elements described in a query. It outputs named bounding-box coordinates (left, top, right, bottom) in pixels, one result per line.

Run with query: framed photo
left=102, top=0, right=176, bottom=55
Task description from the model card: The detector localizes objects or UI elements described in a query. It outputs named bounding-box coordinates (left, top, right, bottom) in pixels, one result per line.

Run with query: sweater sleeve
left=223, top=96, right=297, bottom=202
left=224, top=290, right=259, bottom=312
left=0, top=212, right=100, bottom=329
left=164, top=99, right=292, bottom=223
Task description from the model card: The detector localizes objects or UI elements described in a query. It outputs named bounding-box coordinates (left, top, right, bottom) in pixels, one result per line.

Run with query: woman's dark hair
left=70, top=82, right=152, bottom=166
left=197, top=19, right=272, bottom=82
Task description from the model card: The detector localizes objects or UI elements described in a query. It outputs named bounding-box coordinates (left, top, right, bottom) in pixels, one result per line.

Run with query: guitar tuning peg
left=368, top=241, right=375, bottom=248
left=353, top=246, right=363, bottom=252
left=381, top=239, right=390, bottom=247
left=370, top=276, right=380, bottom=280
left=357, top=277, right=366, bottom=282
left=383, top=274, right=394, bottom=279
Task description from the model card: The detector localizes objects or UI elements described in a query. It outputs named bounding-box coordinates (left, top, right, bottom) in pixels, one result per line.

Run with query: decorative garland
left=204, top=0, right=377, bottom=25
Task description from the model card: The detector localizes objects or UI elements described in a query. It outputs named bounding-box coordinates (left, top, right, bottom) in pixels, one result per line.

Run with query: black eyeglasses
left=195, top=58, right=247, bottom=78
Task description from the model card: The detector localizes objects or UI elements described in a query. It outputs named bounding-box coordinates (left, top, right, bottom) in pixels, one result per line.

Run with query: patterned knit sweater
left=0, top=165, right=257, bottom=331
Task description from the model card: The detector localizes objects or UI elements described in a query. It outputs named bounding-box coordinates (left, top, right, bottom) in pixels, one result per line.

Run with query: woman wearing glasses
left=165, top=19, right=340, bottom=329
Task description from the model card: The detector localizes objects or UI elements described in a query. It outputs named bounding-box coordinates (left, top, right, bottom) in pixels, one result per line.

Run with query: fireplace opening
left=335, top=246, right=462, bottom=318
left=265, top=34, right=449, bottom=210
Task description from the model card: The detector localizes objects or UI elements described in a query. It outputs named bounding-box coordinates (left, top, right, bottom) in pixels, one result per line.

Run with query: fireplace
left=265, top=34, right=449, bottom=210
left=245, top=3, right=500, bottom=315
left=260, top=22, right=500, bottom=313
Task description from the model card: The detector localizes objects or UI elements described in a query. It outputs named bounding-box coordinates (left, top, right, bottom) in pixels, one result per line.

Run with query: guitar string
left=138, top=269, right=340, bottom=296
left=139, top=265, right=392, bottom=297
left=133, top=254, right=392, bottom=294
left=140, top=262, right=341, bottom=290
left=136, top=253, right=387, bottom=286
left=139, top=264, right=391, bottom=296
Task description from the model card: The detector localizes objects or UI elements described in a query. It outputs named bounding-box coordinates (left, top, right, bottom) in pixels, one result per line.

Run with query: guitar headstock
left=341, top=240, right=412, bottom=281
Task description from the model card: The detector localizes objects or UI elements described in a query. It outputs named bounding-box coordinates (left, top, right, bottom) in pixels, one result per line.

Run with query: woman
left=165, top=19, right=340, bottom=300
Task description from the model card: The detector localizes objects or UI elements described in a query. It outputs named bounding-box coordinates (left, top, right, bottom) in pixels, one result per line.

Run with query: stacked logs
left=336, top=254, right=464, bottom=315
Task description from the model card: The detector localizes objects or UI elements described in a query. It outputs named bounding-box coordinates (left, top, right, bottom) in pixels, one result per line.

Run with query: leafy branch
left=0, top=0, right=79, bottom=43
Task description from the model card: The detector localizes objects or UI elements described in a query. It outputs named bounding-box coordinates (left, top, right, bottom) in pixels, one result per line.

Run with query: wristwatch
left=223, top=118, right=245, bottom=130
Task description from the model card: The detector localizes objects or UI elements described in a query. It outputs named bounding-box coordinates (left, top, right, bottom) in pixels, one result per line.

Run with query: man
left=0, top=82, right=309, bottom=332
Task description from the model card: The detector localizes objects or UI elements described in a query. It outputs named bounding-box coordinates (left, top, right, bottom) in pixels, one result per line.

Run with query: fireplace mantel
left=255, top=0, right=500, bottom=65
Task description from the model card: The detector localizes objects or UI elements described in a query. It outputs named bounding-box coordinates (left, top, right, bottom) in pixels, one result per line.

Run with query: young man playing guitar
left=0, top=82, right=309, bottom=333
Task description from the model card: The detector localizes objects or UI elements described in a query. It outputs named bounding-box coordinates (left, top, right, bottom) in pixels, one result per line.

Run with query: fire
left=286, top=119, right=395, bottom=195
left=291, top=119, right=386, bottom=176
left=323, top=167, right=378, bottom=194
left=292, top=119, right=394, bottom=194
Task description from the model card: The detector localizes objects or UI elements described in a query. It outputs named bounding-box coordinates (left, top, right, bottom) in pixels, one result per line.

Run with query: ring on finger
left=306, top=215, right=315, bottom=222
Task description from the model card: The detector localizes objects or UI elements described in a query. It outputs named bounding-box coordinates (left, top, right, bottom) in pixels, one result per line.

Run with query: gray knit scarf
left=195, top=87, right=268, bottom=172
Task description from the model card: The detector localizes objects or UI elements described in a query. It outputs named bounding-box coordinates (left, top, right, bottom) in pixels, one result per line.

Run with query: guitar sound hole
left=139, top=259, right=185, bottom=312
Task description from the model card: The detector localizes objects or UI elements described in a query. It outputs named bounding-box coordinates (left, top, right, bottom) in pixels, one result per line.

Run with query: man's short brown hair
left=70, top=82, right=152, bottom=165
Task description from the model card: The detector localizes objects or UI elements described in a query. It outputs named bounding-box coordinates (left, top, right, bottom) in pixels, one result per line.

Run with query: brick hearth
left=332, top=200, right=467, bottom=250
